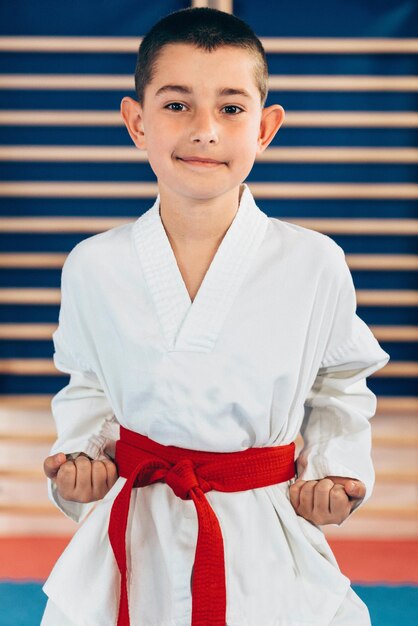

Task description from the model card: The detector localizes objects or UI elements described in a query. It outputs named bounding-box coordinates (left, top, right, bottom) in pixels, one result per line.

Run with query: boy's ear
left=256, top=105, right=285, bottom=156
left=120, top=96, right=146, bottom=149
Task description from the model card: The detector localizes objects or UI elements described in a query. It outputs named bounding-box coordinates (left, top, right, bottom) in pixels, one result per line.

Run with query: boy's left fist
left=289, top=475, right=366, bottom=526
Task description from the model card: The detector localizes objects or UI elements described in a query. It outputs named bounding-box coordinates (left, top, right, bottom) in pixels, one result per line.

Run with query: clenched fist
left=289, top=475, right=366, bottom=526
left=43, top=452, right=119, bottom=503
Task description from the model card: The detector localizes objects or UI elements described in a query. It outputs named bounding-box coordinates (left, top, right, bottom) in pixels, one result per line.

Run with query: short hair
left=134, top=7, right=269, bottom=108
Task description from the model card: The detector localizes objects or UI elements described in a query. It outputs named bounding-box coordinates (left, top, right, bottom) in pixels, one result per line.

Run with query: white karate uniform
left=41, top=182, right=390, bottom=626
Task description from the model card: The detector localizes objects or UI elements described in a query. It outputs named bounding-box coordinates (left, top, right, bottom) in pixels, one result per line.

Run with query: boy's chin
left=164, top=181, right=240, bottom=201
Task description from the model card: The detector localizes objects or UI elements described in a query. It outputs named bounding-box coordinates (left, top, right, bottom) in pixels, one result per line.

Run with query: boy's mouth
left=176, top=156, right=225, bottom=166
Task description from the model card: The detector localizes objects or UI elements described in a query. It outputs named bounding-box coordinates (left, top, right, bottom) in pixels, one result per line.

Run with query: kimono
left=40, top=182, right=390, bottom=626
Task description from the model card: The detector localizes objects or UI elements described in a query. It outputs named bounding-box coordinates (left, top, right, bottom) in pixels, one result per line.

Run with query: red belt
left=109, top=425, right=296, bottom=626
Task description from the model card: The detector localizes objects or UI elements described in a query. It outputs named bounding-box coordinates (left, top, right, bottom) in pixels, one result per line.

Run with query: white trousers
left=40, top=584, right=372, bottom=626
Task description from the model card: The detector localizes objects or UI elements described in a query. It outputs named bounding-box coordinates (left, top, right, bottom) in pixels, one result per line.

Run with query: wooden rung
left=1, top=73, right=418, bottom=92
left=370, top=326, right=418, bottom=341
left=372, top=435, right=418, bottom=447
left=0, top=323, right=57, bottom=339
left=0, top=36, right=417, bottom=54
left=376, top=397, right=418, bottom=413
left=286, top=111, right=418, bottom=128
left=347, top=255, right=418, bottom=271
left=291, top=218, right=418, bottom=233
left=0, top=288, right=61, bottom=304
left=0, top=215, right=417, bottom=233
left=0, top=395, right=53, bottom=409
left=268, top=75, right=418, bottom=92
left=257, top=147, right=418, bottom=163
left=375, top=470, right=418, bottom=482
left=372, top=362, right=418, bottom=377
left=357, top=291, right=418, bottom=306
left=0, top=468, right=46, bottom=479
left=0, top=359, right=61, bottom=375
left=0, top=215, right=133, bottom=232
left=0, top=110, right=123, bottom=126
left=0, top=182, right=417, bottom=202
left=0, top=433, right=56, bottom=443
left=0, top=253, right=67, bottom=268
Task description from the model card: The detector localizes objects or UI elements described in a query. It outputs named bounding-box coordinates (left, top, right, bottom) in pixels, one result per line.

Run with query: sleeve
left=47, top=253, right=120, bottom=524
left=65, top=452, right=94, bottom=461
left=295, top=244, right=390, bottom=526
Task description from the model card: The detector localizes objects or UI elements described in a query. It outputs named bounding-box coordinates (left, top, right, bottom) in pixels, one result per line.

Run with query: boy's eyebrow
left=154, top=84, right=253, bottom=99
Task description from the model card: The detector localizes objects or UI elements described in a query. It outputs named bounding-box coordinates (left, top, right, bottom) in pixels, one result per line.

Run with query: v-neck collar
left=132, top=183, right=269, bottom=353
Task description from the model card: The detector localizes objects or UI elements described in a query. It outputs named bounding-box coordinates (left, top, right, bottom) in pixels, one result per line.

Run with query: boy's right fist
left=43, top=452, right=119, bottom=503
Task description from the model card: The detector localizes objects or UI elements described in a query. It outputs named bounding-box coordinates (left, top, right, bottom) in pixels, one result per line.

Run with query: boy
left=41, top=7, right=390, bottom=626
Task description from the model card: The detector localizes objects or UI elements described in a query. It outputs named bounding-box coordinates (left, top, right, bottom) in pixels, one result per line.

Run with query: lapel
left=132, top=183, right=269, bottom=353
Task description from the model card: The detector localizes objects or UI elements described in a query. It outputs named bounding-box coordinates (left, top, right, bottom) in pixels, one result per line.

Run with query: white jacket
left=42, top=183, right=389, bottom=626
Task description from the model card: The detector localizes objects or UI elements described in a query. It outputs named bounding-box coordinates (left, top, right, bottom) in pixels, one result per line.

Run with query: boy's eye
left=164, top=103, right=243, bottom=115
left=165, top=102, right=186, bottom=112
left=222, top=105, right=243, bottom=115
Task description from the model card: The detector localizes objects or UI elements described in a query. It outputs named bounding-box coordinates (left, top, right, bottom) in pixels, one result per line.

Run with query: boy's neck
left=158, top=184, right=244, bottom=249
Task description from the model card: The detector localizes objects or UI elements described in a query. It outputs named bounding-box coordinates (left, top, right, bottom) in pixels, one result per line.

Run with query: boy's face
left=121, top=43, right=284, bottom=203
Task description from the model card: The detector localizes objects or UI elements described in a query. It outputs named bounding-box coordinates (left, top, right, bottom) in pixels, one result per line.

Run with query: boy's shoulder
left=267, top=215, right=346, bottom=264
left=61, top=221, right=134, bottom=277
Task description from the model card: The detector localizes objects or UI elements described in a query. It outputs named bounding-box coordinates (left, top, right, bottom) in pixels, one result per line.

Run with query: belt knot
left=164, top=458, right=201, bottom=500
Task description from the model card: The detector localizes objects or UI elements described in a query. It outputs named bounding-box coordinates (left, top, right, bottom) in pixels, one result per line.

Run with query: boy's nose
left=189, top=129, right=219, bottom=144
left=189, top=112, right=219, bottom=144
